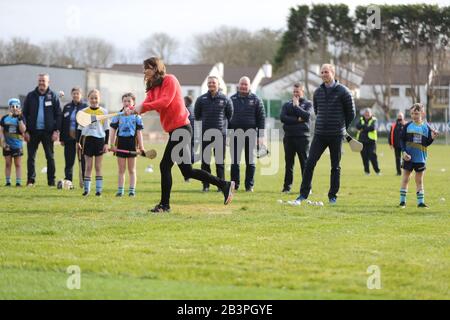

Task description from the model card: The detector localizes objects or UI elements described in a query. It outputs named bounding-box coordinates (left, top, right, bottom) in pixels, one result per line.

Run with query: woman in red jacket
left=134, top=57, right=234, bottom=213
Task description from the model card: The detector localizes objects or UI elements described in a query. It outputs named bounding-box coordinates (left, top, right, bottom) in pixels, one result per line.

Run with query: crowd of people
left=0, top=59, right=438, bottom=211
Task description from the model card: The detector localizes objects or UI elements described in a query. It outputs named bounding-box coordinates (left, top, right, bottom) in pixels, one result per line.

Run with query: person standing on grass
left=0, top=98, right=26, bottom=187
left=292, top=63, right=356, bottom=205
left=194, top=76, right=233, bottom=192
left=229, top=76, right=265, bottom=193
left=133, top=57, right=234, bottom=213
left=399, top=103, right=437, bottom=209
left=356, top=108, right=381, bottom=176
left=184, top=95, right=196, bottom=177
left=389, top=112, right=406, bottom=176
left=77, top=89, right=109, bottom=197
left=110, top=93, right=145, bottom=197
left=280, top=82, right=312, bottom=194
left=22, top=73, right=62, bottom=187
left=60, top=87, right=87, bottom=183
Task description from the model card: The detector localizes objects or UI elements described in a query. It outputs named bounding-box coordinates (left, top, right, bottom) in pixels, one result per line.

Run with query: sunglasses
left=10, top=105, right=21, bottom=109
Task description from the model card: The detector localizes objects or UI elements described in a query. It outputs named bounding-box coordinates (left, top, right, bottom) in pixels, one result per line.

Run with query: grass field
left=0, top=140, right=449, bottom=299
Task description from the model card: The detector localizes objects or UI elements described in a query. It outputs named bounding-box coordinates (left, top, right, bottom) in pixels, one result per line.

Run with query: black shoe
left=399, top=202, right=406, bottom=208
left=82, top=191, right=89, bottom=196
left=222, top=181, right=235, bottom=205
left=48, top=181, right=56, bottom=187
left=184, top=178, right=190, bottom=183
left=202, top=187, right=209, bottom=192
left=282, top=188, right=290, bottom=193
left=418, top=203, right=429, bottom=208
left=95, top=192, right=101, bottom=197
left=5, top=182, right=11, bottom=187
left=150, top=204, right=170, bottom=213
left=129, top=192, right=135, bottom=197
left=245, top=187, right=254, bottom=192
left=27, top=180, right=35, bottom=187
left=16, top=183, right=21, bottom=187
left=116, top=192, right=123, bottom=197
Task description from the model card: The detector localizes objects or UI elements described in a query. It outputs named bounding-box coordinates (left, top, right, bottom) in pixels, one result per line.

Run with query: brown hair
left=71, top=87, right=82, bottom=93
left=184, top=95, right=193, bottom=106
left=410, top=103, right=424, bottom=112
left=122, top=92, right=136, bottom=102
left=143, top=57, right=166, bottom=91
left=293, top=82, right=304, bottom=89
left=87, top=89, right=100, bottom=98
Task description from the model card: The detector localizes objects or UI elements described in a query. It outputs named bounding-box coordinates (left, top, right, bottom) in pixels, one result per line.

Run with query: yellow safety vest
left=356, top=117, right=377, bottom=141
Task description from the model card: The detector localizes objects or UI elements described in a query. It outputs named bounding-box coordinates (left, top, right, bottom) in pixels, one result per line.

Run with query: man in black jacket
left=194, top=76, right=233, bottom=192
left=280, top=83, right=312, bottom=193
left=356, top=108, right=381, bottom=175
left=60, top=87, right=87, bottom=183
left=388, top=112, right=406, bottom=176
left=293, top=64, right=356, bottom=205
left=229, top=77, right=265, bottom=192
left=22, top=73, right=62, bottom=186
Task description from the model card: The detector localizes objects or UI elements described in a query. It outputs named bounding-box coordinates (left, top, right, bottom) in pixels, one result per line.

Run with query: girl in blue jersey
left=399, top=103, right=438, bottom=208
left=110, top=93, right=145, bottom=197
left=0, top=99, right=27, bottom=186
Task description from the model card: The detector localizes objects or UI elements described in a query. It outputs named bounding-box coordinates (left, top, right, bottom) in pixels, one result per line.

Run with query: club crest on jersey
left=249, top=100, right=255, bottom=106
left=219, top=100, right=224, bottom=106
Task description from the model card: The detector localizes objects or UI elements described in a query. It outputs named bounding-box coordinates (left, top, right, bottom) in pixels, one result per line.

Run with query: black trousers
left=300, top=134, right=343, bottom=200
left=230, top=134, right=256, bottom=190
left=283, top=136, right=309, bottom=191
left=160, top=125, right=226, bottom=206
left=27, top=130, right=55, bottom=185
left=394, top=147, right=402, bottom=175
left=64, top=140, right=85, bottom=182
left=360, top=141, right=380, bottom=174
left=201, top=134, right=226, bottom=188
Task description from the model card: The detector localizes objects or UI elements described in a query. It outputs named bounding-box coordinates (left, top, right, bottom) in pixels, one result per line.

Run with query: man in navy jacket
left=280, top=83, right=312, bottom=193
left=229, top=76, right=265, bottom=192
left=22, top=73, right=62, bottom=186
left=194, top=76, right=233, bottom=192
left=293, top=64, right=356, bottom=204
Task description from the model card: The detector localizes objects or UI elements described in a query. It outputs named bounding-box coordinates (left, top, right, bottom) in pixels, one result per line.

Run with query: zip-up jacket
left=280, top=98, right=312, bottom=137
left=22, top=87, right=62, bottom=133
left=388, top=120, right=405, bottom=149
left=312, top=81, right=356, bottom=136
left=60, top=101, right=88, bottom=142
left=229, top=92, right=265, bottom=136
left=194, top=90, right=233, bottom=135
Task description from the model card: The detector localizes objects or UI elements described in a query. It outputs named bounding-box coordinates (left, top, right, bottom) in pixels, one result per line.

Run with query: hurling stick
left=76, top=111, right=124, bottom=127
left=109, top=147, right=157, bottom=159
left=345, top=134, right=363, bottom=152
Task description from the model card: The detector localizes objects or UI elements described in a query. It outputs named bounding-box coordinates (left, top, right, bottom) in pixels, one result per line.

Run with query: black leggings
left=160, top=125, right=226, bottom=206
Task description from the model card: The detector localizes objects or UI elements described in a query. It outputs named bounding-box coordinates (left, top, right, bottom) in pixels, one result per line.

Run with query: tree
left=139, top=33, right=179, bottom=64
left=193, top=26, right=281, bottom=67
left=2, top=37, right=43, bottom=64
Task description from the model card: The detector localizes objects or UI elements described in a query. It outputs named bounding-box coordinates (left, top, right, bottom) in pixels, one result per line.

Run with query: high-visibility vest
left=356, top=117, right=377, bottom=141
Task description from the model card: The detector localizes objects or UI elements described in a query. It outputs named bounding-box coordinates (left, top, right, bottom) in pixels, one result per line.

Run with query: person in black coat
left=22, top=73, right=62, bottom=186
left=229, top=76, right=265, bottom=192
left=194, top=76, right=233, bottom=192
left=280, top=83, right=312, bottom=193
left=60, top=87, right=87, bottom=183
left=294, top=64, right=356, bottom=204
left=388, top=112, right=406, bottom=176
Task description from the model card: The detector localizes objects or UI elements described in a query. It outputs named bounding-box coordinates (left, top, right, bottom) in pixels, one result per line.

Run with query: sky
left=1, top=0, right=448, bottom=63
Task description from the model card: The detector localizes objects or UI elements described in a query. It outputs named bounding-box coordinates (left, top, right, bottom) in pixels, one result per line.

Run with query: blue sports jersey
left=400, top=121, right=434, bottom=163
left=0, top=115, right=23, bottom=149
left=110, top=114, right=143, bottom=137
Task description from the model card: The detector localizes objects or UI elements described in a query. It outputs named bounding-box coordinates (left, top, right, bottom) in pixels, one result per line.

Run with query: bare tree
left=3, top=37, right=43, bottom=64
left=139, top=33, right=179, bottom=63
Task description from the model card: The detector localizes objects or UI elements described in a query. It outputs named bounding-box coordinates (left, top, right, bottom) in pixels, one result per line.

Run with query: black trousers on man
left=201, top=134, right=226, bottom=189
left=230, top=134, right=257, bottom=191
left=394, top=147, right=402, bottom=175
left=360, top=141, right=380, bottom=174
left=160, top=125, right=226, bottom=206
left=283, top=136, right=309, bottom=191
left=63, top=140, right=85, bottom=183
left=300, top=134, right=343, bottom=200
left=27, top=130, right=55, bottom=185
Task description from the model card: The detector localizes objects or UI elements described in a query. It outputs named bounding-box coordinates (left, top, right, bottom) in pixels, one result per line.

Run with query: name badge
left=45, top=101, right=52, bottom=107
left=64, top=112, right=70, bottom=117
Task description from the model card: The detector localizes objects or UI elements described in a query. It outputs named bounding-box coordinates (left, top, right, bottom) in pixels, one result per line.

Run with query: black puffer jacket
left=22, top=87, right=62, bottom=133
left=312, top=81, right=356, bottom=136
left=194, top=91, right=233, bottom=135
left=229, top=92, right=265, bottom=133
left=280, top=98, right=312, bottom=137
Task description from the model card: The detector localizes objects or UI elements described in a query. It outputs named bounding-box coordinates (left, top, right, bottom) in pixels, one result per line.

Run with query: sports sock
left=96, top=176, right=103, bottom=193
left=6, top=177, right=11, bottom=184
left=129, top=187, right=135, bottom=195
left=417, top=190, right=425, bottom=205
left=400, top=188, right=407, bottom=203
left=117, top=186, right=124, bottom=195
left=16, top=178, right=21, bottom=185
left=84, top=176, right=91, bottom=193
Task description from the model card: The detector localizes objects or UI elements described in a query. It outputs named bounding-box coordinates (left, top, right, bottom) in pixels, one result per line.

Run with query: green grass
left=0, top=141, right=449, bottom=299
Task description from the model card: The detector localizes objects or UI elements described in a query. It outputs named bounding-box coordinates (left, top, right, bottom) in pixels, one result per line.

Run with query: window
left=390, top=87, right=400, bottom=96
left=434, top=88, right=449, bottom=105
left=405, top=87, right=416, bottom=97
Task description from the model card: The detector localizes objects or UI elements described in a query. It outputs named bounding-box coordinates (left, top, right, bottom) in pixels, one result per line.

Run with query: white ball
left=318, top=201, right=324, bottom=206
left=440, top=197, right=446, bottom=202
left=277, top=199, right=283, bottom=204
left=306, top=200, right=313, bottom=205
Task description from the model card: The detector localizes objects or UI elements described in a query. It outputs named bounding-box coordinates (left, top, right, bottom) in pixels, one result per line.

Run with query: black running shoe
left=16, top=183, right=21, bottom=187
left=116, top=192, right=123, bottom=197
left=417, top=203, right=429, bottom=208
left=150, top=204, right=170, bottom=213
left=82, top=191, right=89, bottom=196
left=222, top=181, right=235, bottom=205
left=129, top=192, right=135, bottom=197
left=399, top=202, right=406, bottom=208
left=95, top=192, right=101, bottom=197
left=5, top=182, right=11, bottom=187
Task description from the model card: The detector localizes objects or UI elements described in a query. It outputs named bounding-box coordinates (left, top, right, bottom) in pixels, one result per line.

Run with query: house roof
left=224, top=66, right=260, bottom=84
left=362, top=65, right=430, bottom=85
left=110, top=64, right=214, bottom=85
left=0, top=63, right=85, bottom=71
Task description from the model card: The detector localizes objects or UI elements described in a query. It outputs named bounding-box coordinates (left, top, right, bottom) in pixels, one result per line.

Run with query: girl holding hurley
left=131, top=57, right=235, bottom=213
